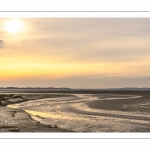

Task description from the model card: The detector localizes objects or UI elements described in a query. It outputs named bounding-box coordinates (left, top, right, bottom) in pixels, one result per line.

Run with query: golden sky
left=0, top=18, right=150, bottom=88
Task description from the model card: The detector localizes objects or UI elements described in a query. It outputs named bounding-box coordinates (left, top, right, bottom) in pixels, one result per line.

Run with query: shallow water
left=8, top=94, right=150, bottom=132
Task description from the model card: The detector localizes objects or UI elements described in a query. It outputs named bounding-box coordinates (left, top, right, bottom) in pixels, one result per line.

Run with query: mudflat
left=1, top=89, right=150, bottom=132
left=0, top=106, right=73, bottom=132
left=0, top=93, right=72, bottom=132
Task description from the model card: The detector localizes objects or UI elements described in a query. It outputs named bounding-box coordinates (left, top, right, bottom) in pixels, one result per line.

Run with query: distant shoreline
left=1, top=89, right=150, bottom=95
left=1, top=87, right=150, bottom=92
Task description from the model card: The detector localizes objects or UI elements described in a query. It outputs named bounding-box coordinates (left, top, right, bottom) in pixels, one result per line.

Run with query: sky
left=0, top=18, right=150, bottom=88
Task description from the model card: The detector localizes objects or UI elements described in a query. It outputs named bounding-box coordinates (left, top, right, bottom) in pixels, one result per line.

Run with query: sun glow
left=5, top=19, right=24, bottom=34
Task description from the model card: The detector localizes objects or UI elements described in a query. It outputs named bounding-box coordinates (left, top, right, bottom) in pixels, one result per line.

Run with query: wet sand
left=1, top=89, right=150, bottom=132
left=0, top=93, right=72, bottom=132
left=0, top=106, right=73, bottom=132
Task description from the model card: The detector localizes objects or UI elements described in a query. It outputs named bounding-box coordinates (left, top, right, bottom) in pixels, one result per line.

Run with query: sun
left=5, top=19, right=24, bottom=34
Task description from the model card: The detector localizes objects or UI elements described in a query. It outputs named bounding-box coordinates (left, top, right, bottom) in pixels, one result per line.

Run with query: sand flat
left=1, top=89, right=150, bottom=132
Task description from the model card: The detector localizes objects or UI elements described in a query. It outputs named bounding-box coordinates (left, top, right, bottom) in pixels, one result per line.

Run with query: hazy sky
left=1, top=18, right=150, bottom=88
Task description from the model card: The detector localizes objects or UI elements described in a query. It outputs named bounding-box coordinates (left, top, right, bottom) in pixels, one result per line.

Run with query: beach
left=1, top=89, right=150, bottom=132
left=0, top=92, right=72, bottom=132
